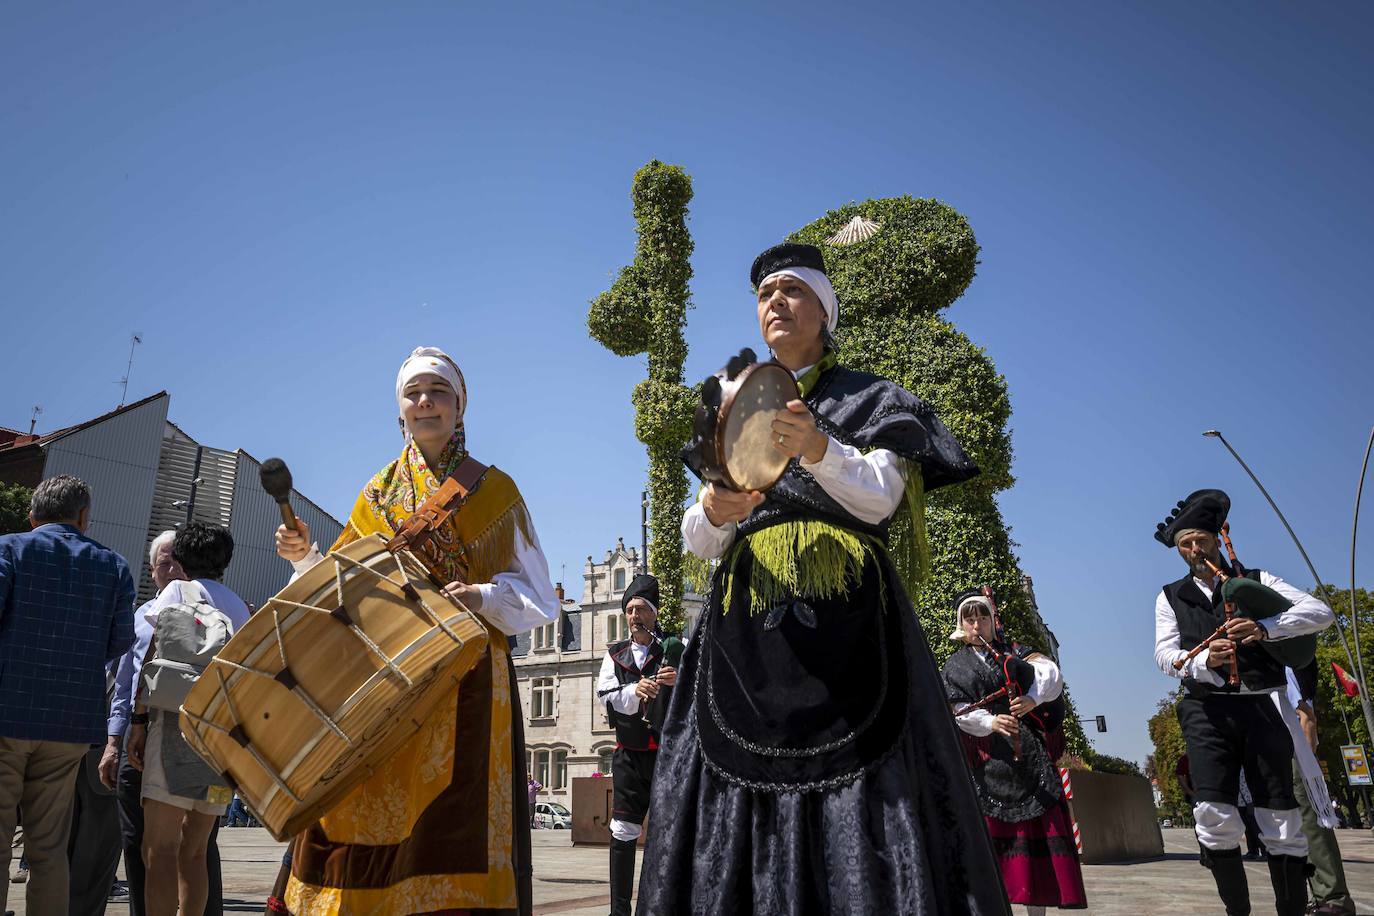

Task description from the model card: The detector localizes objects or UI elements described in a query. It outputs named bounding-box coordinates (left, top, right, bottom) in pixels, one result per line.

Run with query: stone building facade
left=512, top=538, right=703, bottom=807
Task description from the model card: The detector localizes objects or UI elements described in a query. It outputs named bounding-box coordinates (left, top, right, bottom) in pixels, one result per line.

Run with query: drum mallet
left=260, top=458, right=299, bottom=532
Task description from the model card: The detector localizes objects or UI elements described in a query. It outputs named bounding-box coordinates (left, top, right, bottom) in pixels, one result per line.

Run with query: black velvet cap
left=750, top=243, right=827, bottom=288
left=621, top=573, right=660, bottom=613
left=1155, top=488, right=1230, bottom=547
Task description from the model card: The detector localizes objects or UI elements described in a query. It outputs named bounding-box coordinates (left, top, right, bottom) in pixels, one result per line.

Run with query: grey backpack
left=140, top=581, right=234, bottom=712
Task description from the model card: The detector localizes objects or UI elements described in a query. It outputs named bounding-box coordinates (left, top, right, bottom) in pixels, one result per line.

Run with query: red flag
left=1332, top=662, right=1361, bottom=698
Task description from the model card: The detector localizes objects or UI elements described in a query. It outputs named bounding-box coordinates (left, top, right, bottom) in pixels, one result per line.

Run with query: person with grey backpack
left=126, top=523, right=250, bottom=916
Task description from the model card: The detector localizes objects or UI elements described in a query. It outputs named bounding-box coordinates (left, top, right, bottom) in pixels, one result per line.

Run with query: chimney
left=555, top=582, right=565, bottom=602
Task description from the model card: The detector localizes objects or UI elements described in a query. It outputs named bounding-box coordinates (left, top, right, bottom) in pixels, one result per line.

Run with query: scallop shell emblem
left=825, top=215, right=883, bottom=246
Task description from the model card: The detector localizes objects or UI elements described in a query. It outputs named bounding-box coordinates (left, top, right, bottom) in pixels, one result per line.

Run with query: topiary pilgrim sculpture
left=788, top=196, right=1089, bottom=755
left=587, top=161, right=697, bottom=634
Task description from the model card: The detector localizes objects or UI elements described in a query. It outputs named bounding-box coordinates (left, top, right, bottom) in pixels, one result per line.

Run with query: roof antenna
left=118, top=333, right=143, bottom=407
left=28, top=405, right=42, bottom=436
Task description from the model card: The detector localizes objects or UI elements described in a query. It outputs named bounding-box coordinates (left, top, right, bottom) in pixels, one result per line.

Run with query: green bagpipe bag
left=1220, top=577, right=1318, bottom=668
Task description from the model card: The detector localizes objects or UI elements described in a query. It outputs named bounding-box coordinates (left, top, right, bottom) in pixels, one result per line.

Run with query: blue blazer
left=0, top=523, right=135, bottom=744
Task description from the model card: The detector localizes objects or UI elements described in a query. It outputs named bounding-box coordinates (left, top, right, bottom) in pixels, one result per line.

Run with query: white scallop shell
left=825, top=215, right=883, bottom=246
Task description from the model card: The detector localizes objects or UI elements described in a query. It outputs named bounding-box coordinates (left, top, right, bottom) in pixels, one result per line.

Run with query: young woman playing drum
left=638, top=243, right=1009, bottom=914
left=273, top=346, right=558, bottom=916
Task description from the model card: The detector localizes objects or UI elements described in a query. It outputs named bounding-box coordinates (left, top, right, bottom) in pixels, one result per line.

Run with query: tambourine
left=683, top=348, right=800, bottom=493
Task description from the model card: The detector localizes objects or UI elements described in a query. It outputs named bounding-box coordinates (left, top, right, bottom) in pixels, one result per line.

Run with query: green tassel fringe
left=887, top=459, right=930, bottom=594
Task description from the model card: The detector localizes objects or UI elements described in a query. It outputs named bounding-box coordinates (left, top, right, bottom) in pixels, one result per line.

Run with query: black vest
left=602, top=638, right=665, bottom=751
left=1164, top=567, right=1286, bottom=694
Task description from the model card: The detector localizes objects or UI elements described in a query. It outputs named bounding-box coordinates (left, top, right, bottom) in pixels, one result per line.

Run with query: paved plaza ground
left=9, top=826, right=1374, bottom=914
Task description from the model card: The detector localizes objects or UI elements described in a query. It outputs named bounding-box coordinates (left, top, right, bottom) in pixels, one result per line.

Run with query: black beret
left=1155, top=489, right=1230, bottom=547
left=621, top=573, right=660, bottom=613
left=750, top=243, right=827, bottom=288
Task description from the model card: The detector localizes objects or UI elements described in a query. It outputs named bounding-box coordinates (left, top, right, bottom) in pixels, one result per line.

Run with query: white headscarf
left=396, top=347, right=467, bottom=428
left=759, top=266, right=839, bottom=333
left=949, top=595, right=994, bottom=643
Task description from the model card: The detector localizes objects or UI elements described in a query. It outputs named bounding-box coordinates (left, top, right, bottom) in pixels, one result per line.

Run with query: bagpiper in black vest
left=1163, top=565, right=1287, bottom=695
left=599, top=638, right=665, bottom=752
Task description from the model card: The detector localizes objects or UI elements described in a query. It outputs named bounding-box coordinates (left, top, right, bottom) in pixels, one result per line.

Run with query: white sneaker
left=10, top=863, right=28, bottom=884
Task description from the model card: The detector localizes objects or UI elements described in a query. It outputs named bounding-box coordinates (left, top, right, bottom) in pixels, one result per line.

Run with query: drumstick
left=260, top=458, right=299, bottom=532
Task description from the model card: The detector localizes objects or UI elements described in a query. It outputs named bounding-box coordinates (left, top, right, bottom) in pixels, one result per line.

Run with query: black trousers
left=117, top=753, right=223, bottom=916
left=611, top=747, right=657, bottom=826
left=68, top=750, right=121, bottom=916
left=1177, top=693, right=1296, bottom=809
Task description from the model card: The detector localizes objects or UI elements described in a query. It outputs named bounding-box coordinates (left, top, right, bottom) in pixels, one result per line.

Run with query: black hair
left=172, top=521, right=234, bottom=581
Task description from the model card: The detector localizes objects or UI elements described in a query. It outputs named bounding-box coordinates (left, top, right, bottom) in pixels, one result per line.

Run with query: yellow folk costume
left=287, top=422, right=548, bottom=914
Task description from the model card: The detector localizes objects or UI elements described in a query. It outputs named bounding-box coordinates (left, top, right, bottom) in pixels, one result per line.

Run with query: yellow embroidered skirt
left=286, top=639, right=525, bottom=915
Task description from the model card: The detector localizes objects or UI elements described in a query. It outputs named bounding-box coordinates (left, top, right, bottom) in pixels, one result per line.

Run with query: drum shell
left=179, top=534, right=490, bottom=841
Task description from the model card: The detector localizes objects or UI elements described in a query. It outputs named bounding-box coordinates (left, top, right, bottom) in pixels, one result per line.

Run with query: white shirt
left=146, top=578, right=253, bottom=634
left=596, top=639, right=653, bottom=715
left=290, top=521, right=559, bottom=637
left=1153, top=570, right=1333, bottom=690
left=681, top=361, right=907, bottom=559
left=952, top=651, right=1063, bottom=738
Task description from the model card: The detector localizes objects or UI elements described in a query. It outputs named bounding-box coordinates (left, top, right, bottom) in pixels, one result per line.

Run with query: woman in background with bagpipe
left=1152, top=488, right=1334, bottom=916
left=943, top=587, right=1087, bottom=915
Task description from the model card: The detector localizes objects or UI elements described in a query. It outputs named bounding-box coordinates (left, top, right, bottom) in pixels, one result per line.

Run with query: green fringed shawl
left=716, top=350, right=933, bottom=614
left=724, top=458, right=929, bottom=614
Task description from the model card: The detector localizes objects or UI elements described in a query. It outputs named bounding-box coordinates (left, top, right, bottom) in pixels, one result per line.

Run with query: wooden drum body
left=179, top=534, right=489, bottom=841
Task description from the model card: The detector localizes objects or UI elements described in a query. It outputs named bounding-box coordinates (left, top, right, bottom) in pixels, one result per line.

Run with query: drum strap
left=385, top=457, right=489, bottom=554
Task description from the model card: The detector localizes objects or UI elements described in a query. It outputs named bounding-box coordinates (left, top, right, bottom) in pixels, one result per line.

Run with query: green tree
left=1147, top=689, right=1190, bottom=820
left=787, top=196, right=1090, bottom=755
left=0, top=483, right=32, bottom=535
left=588, top=161, right=696, bottom=633
left=1311, top=586, right=1374, bottom=801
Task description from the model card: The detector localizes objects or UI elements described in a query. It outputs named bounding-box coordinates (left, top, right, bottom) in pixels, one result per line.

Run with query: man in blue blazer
left=0, top=474, right=134, bottom=915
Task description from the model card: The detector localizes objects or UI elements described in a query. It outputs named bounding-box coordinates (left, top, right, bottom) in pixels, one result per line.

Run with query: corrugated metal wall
left=42, top=395, right=168, bottom=578
left=225, top=452, right=344, bottom=608
left=138, top=425, right=239, bottom=602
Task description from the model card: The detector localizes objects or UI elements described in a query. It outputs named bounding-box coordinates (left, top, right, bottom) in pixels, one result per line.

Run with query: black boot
left=1266, top=854, right=1310, bottom=916
left=609, top=837, right=637, bottom=916
left=1204, top=846, right=1252, bottom=915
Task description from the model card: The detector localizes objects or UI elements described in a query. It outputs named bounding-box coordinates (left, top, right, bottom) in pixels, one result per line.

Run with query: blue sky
left=3, top=3, right=1372, bottom=767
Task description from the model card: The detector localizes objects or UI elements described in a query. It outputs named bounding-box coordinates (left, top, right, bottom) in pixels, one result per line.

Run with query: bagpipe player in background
left=943, top=588, right=1087, bottom=914
left=1153, top=489, right=1334, bottom=916
left=594, top=573, right=676, bottom=916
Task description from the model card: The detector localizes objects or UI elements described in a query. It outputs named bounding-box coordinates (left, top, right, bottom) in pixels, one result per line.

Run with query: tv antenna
left=118, top=333, right=143, bottom=407
left=28, top=406, right=42, bottom=436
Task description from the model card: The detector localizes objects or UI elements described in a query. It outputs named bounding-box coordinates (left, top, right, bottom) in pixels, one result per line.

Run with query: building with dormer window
left=512, top=538, right=704, bottom=805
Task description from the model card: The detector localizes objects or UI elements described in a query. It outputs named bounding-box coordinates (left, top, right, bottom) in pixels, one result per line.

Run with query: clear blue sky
left=4, top=3, right=1372, bottom=768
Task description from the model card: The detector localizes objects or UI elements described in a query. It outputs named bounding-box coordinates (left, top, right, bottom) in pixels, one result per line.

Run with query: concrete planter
left=570, top=775, right=647, bottom=846
left=1068, top=769, right=1164, bottom=864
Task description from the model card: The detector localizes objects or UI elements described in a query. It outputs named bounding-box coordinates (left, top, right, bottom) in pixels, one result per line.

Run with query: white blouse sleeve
left=800, top=438, right=906, bottom=524
left=596, top=652, right=640, bottom=716
left=1024, top=655, right=1064, bottom=705
left=473, top=518, right=561, bottom=637
left=682, top=490, right=738, bottom=560
left=1154, top=590, right=1224, bottom=686
left=952, top=703, right=997, bottom=737
left=1256, top=572, right=1334, bottom=640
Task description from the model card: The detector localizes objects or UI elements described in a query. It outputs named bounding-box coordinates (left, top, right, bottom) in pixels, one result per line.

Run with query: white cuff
left=800, top=435, right=839, bottom=471
left=472, top=583, right=491, bottom=613
left=1187, top=650, right=1225, bottom=685
left=290, top=545, right=324, bottom=579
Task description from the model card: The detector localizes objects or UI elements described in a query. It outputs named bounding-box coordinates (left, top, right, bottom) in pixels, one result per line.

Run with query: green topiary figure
left=588, top=161, right=696, bottom=633
left=788, top=196, right=1090, bottom=755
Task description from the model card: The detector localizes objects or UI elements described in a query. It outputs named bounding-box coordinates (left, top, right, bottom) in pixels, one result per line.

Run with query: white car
left=534, top=801, right=571, bottom=829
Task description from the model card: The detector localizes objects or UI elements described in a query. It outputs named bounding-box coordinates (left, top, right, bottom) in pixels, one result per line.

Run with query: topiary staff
left=587, top=161, right=696, bottom=633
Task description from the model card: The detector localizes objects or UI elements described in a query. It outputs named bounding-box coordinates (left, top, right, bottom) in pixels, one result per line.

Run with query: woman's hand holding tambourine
left=702, top=484, right=763, bottom=527
left=771, top=400, right=828, bottom=464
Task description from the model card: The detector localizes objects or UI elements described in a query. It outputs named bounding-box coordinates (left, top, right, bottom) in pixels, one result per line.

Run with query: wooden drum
left=179, top=534, right=489, bottom=840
